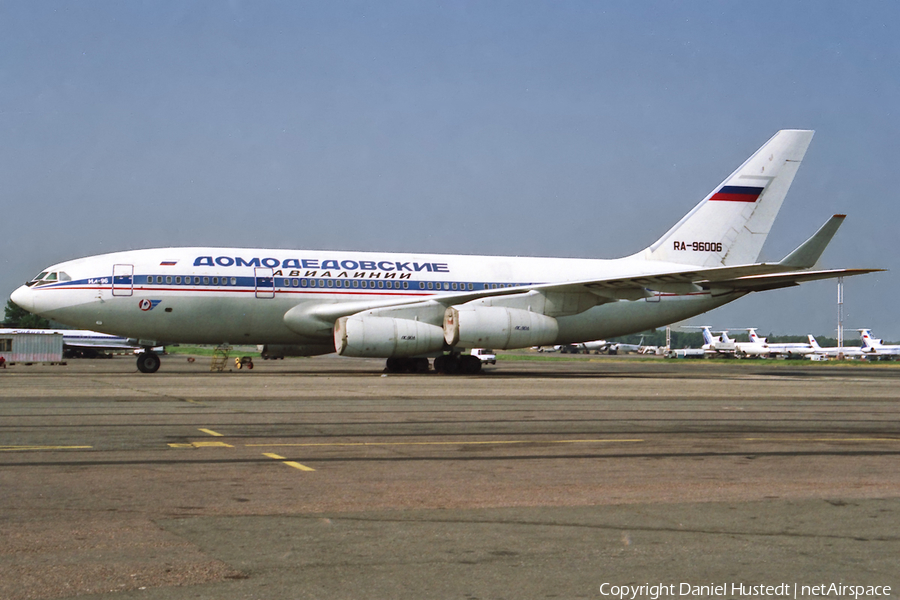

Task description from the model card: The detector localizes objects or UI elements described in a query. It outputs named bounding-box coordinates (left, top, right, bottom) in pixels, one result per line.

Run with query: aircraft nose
left=10, top=285, right=34, bottom=313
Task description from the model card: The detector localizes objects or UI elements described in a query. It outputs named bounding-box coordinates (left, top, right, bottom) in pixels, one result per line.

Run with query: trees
left=3, top=299, right=50, bottom=328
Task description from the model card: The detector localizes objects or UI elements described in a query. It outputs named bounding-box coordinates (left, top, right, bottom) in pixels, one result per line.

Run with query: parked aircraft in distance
left=577, top=339, right=611, bottom=353
left=10, top=130, right=879, bottom=374
left=721, top=330, right=770, bottom=358
left=696, top=326, right=770, bottom=357
left=608, top=337, right=647, bottom=355
left=698, top=327, right=736, bottom=355
left=747, top=328, right=814, bottom=358
left=858, top=329, right=900, bottom=356
left=552, top=339, right=610, bottom=354
left=807, top=335, right=865, bottom=358
left=0, top=328, right=142, bottom=358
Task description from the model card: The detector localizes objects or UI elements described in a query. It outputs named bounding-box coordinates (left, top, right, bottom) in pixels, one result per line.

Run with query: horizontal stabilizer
left=778, top=215, right=845, bottom=269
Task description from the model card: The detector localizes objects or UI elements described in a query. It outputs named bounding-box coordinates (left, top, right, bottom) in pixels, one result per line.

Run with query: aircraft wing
left=63, top=340, right=140, bottom=350
left=284, top=263, right=881, bottom=334
left=698, top=268, right=884, bottom=293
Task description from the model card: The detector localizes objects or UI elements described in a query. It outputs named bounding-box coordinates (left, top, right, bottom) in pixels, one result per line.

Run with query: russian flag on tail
left=709, top=185, right=764, bottom=202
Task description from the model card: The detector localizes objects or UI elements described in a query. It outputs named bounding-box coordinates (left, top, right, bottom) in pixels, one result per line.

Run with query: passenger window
left=403, top=281, right=409, bottom=289
left=427, top=282, right=433, bottom=290
left=203, top=277, right=209, bottom=285
left=451, top=282, right=457, bottom=290
left=378, top=281, right=384, bottom=289
left=175, top=277, right=181, bottom=284
left=468, top=283, right=473, bottom=290
left=352, top=280, right=359, bottom=288
left=327, top=280, right=333, bottom=287
left=156, top=276, right=163, bottom=284
left=166, top=276, right=172, bottom=284
left=212, top=277, right=218, bottom=285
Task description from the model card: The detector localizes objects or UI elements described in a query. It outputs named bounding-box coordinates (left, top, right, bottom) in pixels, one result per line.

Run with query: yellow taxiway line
left=262, top=452, right=315, bottom=471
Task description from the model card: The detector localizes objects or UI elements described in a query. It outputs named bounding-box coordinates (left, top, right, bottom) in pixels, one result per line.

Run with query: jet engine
left=334, top=315, right=445, bottom=357
left=443, top=306, right=559, bottom=349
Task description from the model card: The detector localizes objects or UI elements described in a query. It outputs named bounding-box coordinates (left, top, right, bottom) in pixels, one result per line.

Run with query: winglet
left=778, top=214, right=846, bottom=269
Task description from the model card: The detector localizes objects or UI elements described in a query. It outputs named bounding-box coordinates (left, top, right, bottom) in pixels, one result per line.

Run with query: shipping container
left=0, top=332, right=64, bottom=363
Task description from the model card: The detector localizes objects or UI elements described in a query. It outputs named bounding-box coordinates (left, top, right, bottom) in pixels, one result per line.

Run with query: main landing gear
left=434, top=354, right=482, bottom=374
left=136, top=351, right=161, bottom=374
left=384, top=354, right=482, bottom=375
left=384, top=357, right=431, bottom=374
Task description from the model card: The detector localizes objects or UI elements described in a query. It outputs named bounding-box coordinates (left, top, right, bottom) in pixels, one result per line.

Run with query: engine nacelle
left=334, top=316, right=445, bottom=358
left=444, top=306, right=559, bottom=349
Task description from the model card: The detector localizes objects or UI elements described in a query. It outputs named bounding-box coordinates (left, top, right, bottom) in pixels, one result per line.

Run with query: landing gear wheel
left=434, top=354, right=460, bottom=374
left=136, top=352, right=161, bottom=374
left=385, top=357, right=405, bottom=373
left=460, top=355, right=482, bottom=374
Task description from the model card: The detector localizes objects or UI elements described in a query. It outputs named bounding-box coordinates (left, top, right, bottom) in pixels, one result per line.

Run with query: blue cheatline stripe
left=36, top=275, right=537, bottom=294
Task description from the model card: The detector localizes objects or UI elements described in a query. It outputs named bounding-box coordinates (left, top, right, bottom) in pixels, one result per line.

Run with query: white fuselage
left=11, top=247, right=743, bottom=351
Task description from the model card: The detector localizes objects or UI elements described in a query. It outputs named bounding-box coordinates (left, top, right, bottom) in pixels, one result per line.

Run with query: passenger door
left=112, top=264, right=134, bottom=297
left=255, top=267, right=275, bottom=299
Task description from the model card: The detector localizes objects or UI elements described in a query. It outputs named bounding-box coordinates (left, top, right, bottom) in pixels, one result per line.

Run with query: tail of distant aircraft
left=807, top=334, right=822, bottom=350
left=701, top=327, right=716, bottom=346
left=747, top=328, right=767, bottom=344
left=859, top=329, right=881, bottom=349
left=637, top=130, right=815, bottom=267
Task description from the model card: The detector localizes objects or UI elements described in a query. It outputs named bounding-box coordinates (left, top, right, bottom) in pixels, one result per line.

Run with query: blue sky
left=2, top=2, right=898, bottom=338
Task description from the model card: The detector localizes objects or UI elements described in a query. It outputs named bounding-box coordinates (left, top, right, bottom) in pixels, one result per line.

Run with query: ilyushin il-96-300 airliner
left=11, top=130, right=880, bottom=374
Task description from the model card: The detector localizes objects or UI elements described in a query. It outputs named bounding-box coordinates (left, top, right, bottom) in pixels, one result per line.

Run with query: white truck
left=470, top=348, right=496, bottom=365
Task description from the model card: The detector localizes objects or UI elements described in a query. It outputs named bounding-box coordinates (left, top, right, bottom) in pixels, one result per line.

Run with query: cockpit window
left=28, top=271, right=70, bottom=286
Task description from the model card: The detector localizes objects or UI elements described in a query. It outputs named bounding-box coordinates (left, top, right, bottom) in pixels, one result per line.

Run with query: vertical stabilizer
left=637, top=130, right=815, bottom=267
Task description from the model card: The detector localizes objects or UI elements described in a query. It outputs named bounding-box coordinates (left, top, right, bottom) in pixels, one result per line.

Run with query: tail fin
left=637, top=130, right=815, bottom=267
left=747, top=328, right=765, bottom=343
left=859, top=329, right=880, bottom=348
left=807, top=334, right=821, bottom=349
left=701, top=327, right=715, bottom=345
